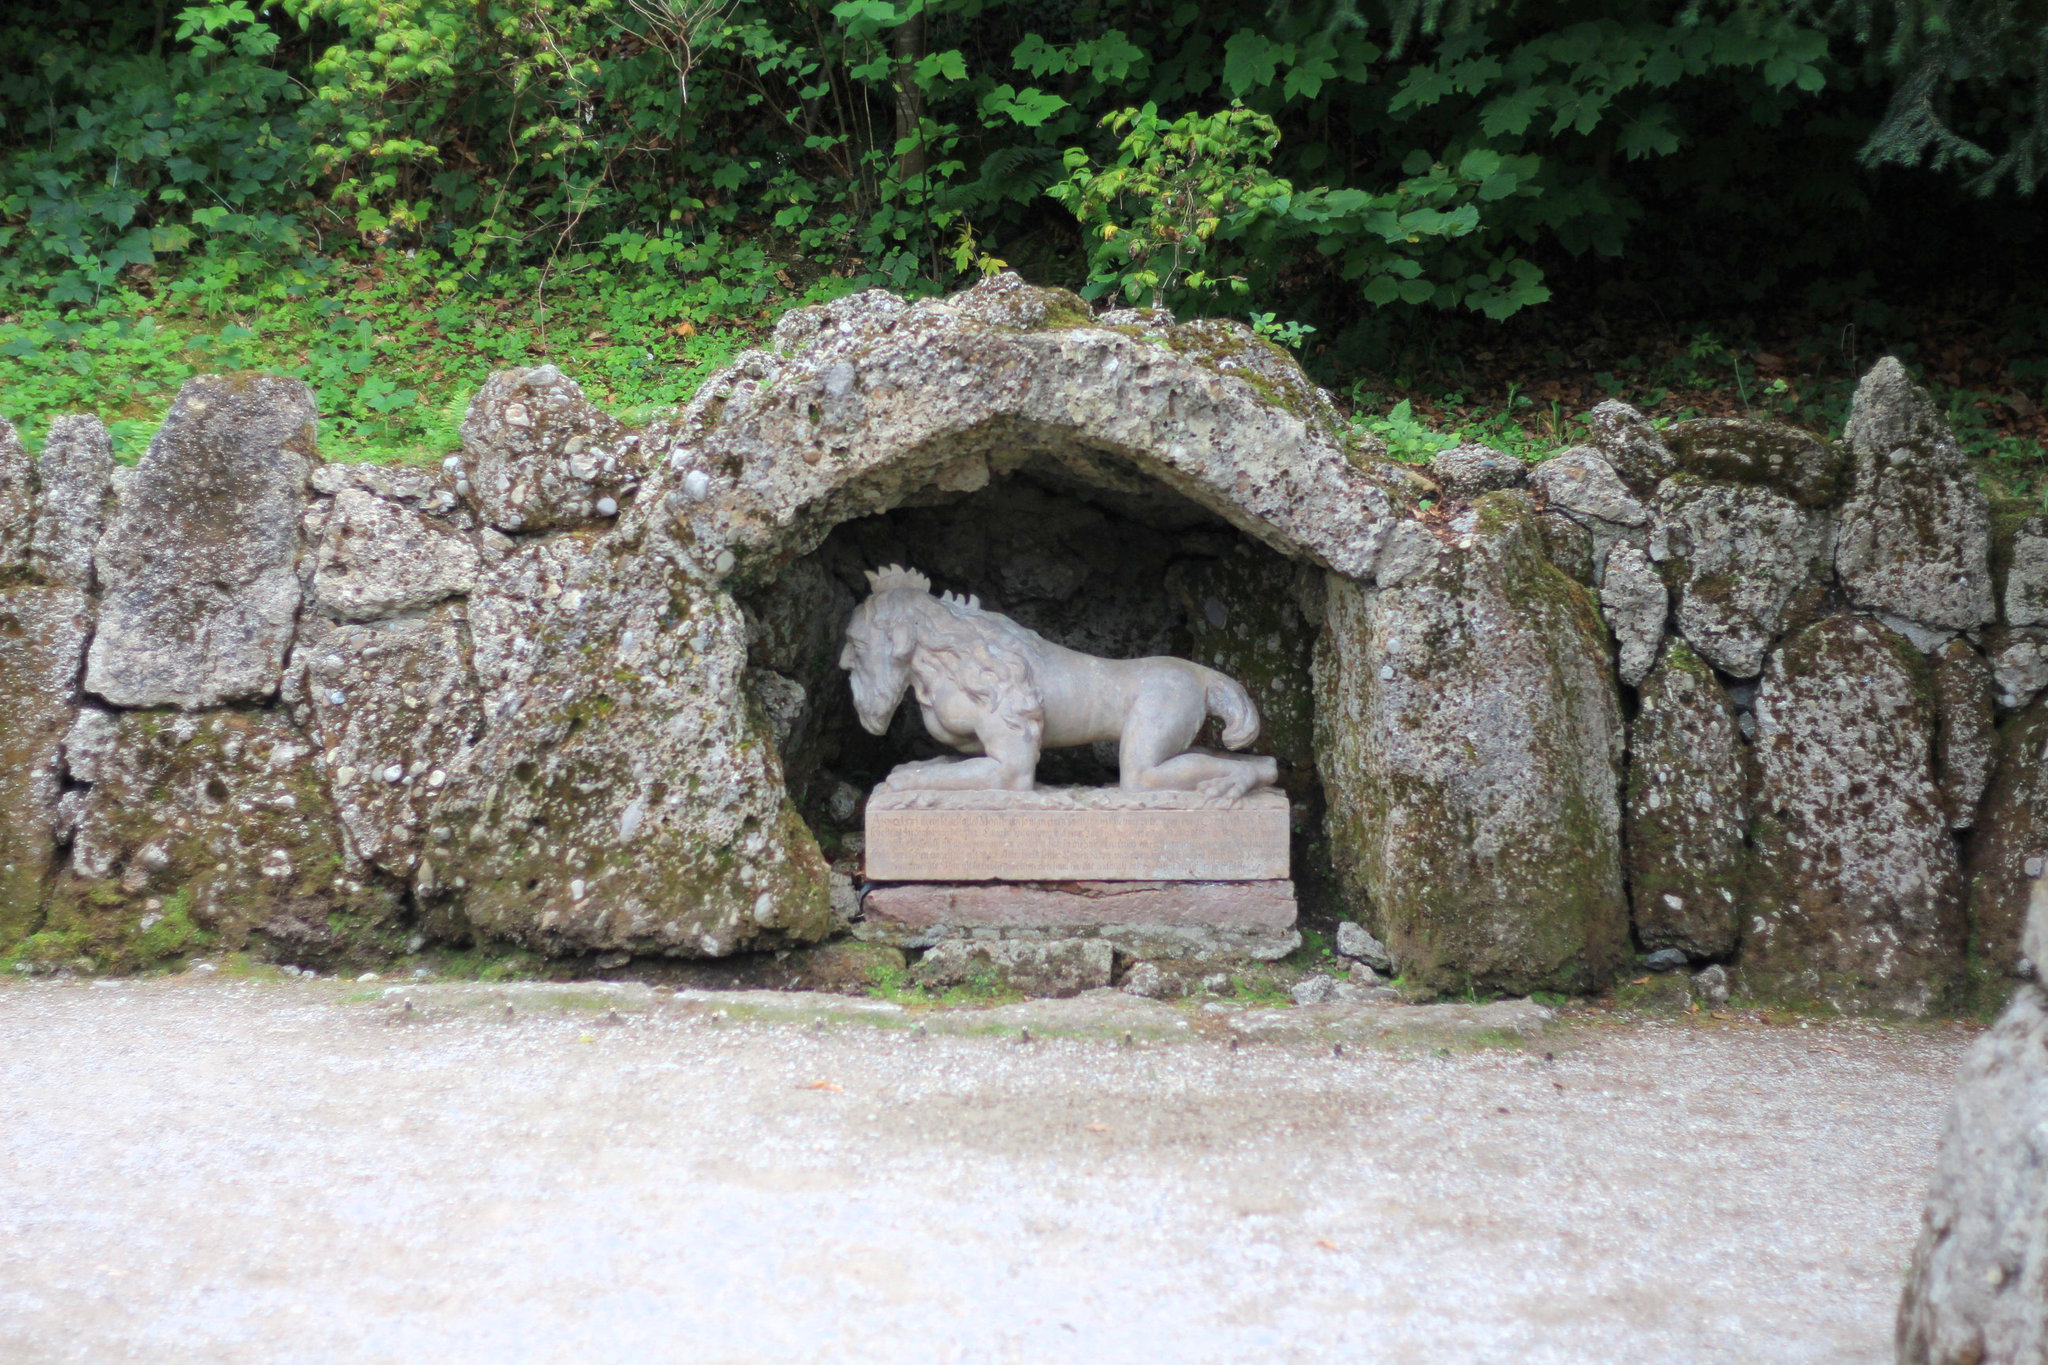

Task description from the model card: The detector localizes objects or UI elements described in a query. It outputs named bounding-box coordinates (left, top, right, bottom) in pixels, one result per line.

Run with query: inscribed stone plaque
left=864, top=787, right=1290, bottom=882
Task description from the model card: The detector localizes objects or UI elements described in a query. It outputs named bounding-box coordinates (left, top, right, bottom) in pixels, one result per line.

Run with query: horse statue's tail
left=1204, top=672, right=1262, bottom=751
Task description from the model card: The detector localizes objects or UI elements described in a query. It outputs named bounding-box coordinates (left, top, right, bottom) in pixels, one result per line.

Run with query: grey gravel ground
left=0, top=976, right=1974, bottom=1364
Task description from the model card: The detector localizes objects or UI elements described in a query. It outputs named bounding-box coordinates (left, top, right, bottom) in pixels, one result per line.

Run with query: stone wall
left=0, top=275, right=2040, bottom=1011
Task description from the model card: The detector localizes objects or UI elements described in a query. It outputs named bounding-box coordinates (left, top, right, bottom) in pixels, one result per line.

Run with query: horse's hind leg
left=1125, top=748, right=1278, bottom=797
left=1121, top=713, right=1276, bottom=797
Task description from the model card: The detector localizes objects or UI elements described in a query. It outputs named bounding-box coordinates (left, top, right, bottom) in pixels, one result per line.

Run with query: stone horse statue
left=838, top=565, right=1279, bottom=797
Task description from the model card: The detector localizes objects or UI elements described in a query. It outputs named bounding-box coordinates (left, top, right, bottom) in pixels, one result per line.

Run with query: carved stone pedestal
left=864, top=787, right=1290, bottom=881
left=860, top=787, right=1298, bottom=962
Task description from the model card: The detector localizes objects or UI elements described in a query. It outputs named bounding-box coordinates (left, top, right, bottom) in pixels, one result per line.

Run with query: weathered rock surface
left=1745, top=615, right=1964, bottom=1013
left=49, top=707, right=400, bottom=963
left=1598, top=541, right=1666, bottom=687
left=1896, top=983, right=2048, bottom=1364
left=309, top=487, right=480, bottom=621
left=1428, top=443, right=1526, bottom=499
left=0, top=588, right=91, bottom=945
left=431, top=521, right=830, bottom=958
left=1966, top=700, right=2048, bottom=976
left=668, top=274, right=1397, bottom=583
left=30, top=414, right=113, bottom=590
left=1314, top=491, right=1630, bottom=994
left=1664, top=417, right=1845, bottom=507
left=85, top=375, right=316, bottom=709
left=458, top=365, right=647, bottom=534
left=0, top=417, right=31, bottom=576
left=1934, top=640, right=1998, bottom=830
left=2008, top=514, right=2048, bottom=628
left=913, top=938, right=1115, bottom=997
left=1169, top=546, right=1318, bottom=768
left=1529, top=447, right=1651, bottom=533
left=1835, top=358, right=1996, bottom=637
left=466, top=531, right=599, bottom=723
left=1993, top=629, right=2048, bottom=711
left=1624, top=640, right=1747, bottom=959
left=1651, top=475, right=1830, bottom=679
left=285, top=608, right=482, bottom=878
left=1584, top=400, right=1675, bottom=494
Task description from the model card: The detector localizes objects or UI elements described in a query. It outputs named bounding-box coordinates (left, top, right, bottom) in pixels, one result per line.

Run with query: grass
left=4, top=247, right=2039, bottom=514
left=0, top=243, right=860, bottom=465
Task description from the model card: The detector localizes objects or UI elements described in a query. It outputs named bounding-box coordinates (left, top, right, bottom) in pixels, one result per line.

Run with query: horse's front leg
left=880, top=725, right=1037, bottom=791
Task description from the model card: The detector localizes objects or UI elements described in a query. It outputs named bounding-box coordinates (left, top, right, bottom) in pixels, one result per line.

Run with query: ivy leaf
left=1222, top=31, right=1287, bottom=96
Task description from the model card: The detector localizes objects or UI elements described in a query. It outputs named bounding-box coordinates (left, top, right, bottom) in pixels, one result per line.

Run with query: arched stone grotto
left=2, top=273, right=2044, bottom=1013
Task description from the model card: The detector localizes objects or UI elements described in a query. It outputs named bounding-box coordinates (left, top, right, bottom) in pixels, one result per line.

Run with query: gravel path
left=0, top=977, right=1973, bottom=1364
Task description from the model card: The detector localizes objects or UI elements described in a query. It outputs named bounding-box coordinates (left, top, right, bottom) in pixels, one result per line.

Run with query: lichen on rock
left=0, top=587, right=91, bottom=947
left=285, top=606, right=483, bottom=879
left=1313, top=490, right=1630, bottom=994
left=1834, top=357, right=1996, bottom=638
left=1895, top=981, right=2048, bottom=1364
left=1597, top=541, right=1666, bottom=687
left=431, top=516, right=831, bottom=958
left=457, top=365, right=648, bottom=533
left=2006, top=513, right=2048, bottom=628
left=1664, top=417, right=1845, bottom=507
left=1650, top=474, right=1831, bottom=679
left=84, top=375, right=317, bottom=709
left=1965, top=699, right=2048, bottom=976
left=31, top=414, right=114, bottom=590
left=1428, top=443, right=1526, bottom=500
left=48, top=706, right=401, bottom=965
left=1932, top=639, right=1997, bottom=831
left=1584, top=400, right=1675, bottom=495
left=0, top=417, right=31, bottom=579
left=1743, top=614, right=1965, bottom=1014
left=308, top=486, right=480, bottom=622
left=666, top=273, right=1395, bottom=585
left=1624, top=639, right=1748, bottom=959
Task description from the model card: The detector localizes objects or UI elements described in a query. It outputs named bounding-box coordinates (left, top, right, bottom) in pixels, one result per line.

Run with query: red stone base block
left=857, top=879, right=1299, bottom=962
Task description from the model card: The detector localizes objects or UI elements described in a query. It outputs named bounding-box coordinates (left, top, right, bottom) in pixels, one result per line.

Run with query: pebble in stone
left=1692, top=963, right=1730, bottom=1009
left=1643, top=948, right=1689, bottom=972
left=1291, top=974, right=1340, bottom=1006
left=1334, top=920, right=1394, bottom=972
left=1121, top=962, right=1169, bottom=999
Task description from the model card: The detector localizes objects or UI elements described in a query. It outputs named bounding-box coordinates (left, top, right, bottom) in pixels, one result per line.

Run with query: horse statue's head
left=839, top=564, right=931, bottom=735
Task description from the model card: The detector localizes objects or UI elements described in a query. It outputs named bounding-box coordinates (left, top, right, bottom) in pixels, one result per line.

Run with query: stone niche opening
left=734, top=451, right=1334, bottom=908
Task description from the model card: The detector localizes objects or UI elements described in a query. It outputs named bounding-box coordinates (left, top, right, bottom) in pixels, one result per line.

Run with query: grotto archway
left=435, top=276, right=1412, bottom=963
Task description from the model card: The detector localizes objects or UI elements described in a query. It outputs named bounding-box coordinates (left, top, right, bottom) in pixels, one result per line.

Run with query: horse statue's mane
left=861, top=565, right=1047, bottom=742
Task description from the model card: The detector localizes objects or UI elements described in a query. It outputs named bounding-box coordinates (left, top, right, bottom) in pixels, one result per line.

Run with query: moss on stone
left=1315, top=495, right=1630, bottom=997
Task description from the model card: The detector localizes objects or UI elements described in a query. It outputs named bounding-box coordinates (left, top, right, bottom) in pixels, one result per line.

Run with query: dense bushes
left=3, top=2, right=2042, bottom=336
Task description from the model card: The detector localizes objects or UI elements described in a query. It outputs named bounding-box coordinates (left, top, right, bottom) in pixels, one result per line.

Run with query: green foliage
left=2, top=0, right=2043, bottom=428
left=0, top=244, right=844, bottom=463
left=1801, top=0, right=2048, bottom=193
left=1051, top=103, right=1295, bottom=307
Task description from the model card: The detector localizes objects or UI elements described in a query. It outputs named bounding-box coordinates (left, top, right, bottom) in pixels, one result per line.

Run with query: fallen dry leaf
left=1084, top=1123, right=1109, bottom=1133
left=1629, top=975, right=1651, bottom=985
left=1315, top=1240, right=1338, bottom=1251
left=802, top=1080, right=843, bottom=1092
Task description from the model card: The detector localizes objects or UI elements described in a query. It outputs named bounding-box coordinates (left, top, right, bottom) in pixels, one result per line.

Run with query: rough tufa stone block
left=85, top=375, right=317, bottom=709
left=864, top=787, right=1289, bottom=882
